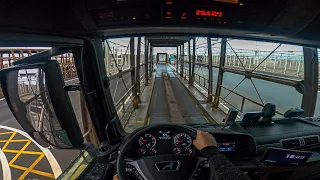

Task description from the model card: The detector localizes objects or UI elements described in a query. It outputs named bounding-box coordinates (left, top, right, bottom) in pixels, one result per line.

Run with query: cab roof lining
left=0, top=0, right=319, bottom=47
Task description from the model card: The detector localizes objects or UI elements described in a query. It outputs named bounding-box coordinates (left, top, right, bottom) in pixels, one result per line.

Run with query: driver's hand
left=193, top=130, right=217, bottom=150
left=113, top=174, right=119, bottom=180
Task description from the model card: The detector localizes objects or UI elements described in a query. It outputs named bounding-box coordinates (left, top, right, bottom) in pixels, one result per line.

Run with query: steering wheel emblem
left=155, top=161, right=180, bottom=172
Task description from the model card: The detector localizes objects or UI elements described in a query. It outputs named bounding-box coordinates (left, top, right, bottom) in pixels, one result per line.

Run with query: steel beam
left=180, top=44, right=184, bottom=77
left=207, top=37, right=213, bottom=103
left=213, top=38, right=227, bottom=106
left=188, top=40, right=192, bottom=85
left=301, top=47, right=319, bottom=116
left=103, top=40, right=111, bottom=75
left=176, top=46, right=179, bottom=71
left=130, top=38, right=137, bottom=108
left=145, top=38, right=149, bottom=85
left=191, top=38, right=196, bottom=85
left=150, top=45, right=153, bottom=77
left=222, top=67, right=298, bottom=87
left=135, top=37, right=141, bottom=106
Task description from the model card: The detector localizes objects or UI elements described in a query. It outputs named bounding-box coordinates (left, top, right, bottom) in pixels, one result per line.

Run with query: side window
left=220, top=39, right=304, bottom=116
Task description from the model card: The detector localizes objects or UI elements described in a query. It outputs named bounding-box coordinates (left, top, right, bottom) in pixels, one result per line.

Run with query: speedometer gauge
left=174, top=133, right=192, bottom=148
left=138, top=134, right=156, bottom=149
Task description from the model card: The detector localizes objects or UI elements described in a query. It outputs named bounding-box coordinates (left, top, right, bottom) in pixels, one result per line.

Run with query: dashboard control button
left=173, top=147, right=181, bottom=154
left=149, top=148, right=157, bottom=154
left=138, top=148, right=146, bottom=154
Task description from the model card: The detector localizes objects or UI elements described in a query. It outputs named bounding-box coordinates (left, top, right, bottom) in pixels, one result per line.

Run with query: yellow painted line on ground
left=8, top=140, right=32, bottom=165
left=0, top=125, right=62, bottom=178
left=19, top=153, right=45, bottom=180
left=0, top=139, right=30, bottom=143
left=11, top=164, right=55, bottom=179
left=147, top=117, right=151, bottom=125
left=0, top=132, right=16, bottom=135
left=0, top=128, right=56, bottom=179
left=4, top=149, right=43, bottom=155
left=2, top=132, right=16, bottom=150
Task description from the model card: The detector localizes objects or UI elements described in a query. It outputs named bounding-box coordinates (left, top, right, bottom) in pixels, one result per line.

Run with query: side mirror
left=0, top=60, right=84, bottom=148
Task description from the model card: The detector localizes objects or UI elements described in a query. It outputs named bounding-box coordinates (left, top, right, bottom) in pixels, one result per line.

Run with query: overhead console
left=86, top=0, right=287, bottom=31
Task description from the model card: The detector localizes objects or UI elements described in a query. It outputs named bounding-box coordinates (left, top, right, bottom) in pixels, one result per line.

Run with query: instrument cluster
left=137, top=130, right=194, bottom=155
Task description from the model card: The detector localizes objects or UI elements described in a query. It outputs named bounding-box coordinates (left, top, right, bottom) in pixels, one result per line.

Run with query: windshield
left=104, top=37, right=320, bottom=132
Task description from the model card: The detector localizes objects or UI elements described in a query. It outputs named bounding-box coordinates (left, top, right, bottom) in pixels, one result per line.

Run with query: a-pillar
left=301, top=47, right=319, bottom=116
left=213, top=38, right=227, bottom=107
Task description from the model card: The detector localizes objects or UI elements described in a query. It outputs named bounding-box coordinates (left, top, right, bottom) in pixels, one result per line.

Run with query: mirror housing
left=0, top=60, right=84, bottom=148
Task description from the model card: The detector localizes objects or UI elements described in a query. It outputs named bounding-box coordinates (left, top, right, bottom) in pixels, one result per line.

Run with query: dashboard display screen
left=158, top=130, right=172, bottom=140
left=260, top=148, right=312, bottom=166
left=218, top=142, right=236, bottom=152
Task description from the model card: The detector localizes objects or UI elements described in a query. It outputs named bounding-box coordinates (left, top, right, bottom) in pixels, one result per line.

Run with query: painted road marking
left=0, top=147, right=11, bottom=180
left=0, top=125, right=62, bottom=179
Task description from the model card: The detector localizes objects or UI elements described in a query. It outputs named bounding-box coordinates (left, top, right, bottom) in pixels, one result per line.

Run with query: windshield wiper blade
left=185, top=123, right=218, bottom=128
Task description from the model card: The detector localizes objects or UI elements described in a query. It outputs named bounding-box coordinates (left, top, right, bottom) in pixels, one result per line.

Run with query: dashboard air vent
left=304, top=136, right=319, bottom=146
left=281, top=139, right=300, bottom=149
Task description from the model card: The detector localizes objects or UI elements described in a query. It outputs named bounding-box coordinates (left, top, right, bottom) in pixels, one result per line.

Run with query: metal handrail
left=115, top=85, right=134, bottom=108
left=109, top=68, right=132, bottom=80
left=183, top=61, right=219, bottom=68
left=183, top=67, right=209, bottom=90
left=220, top=86, right=263, bottom=112
left=219, top=86, right=283, bottom=115
left=223, top=67, right=299, bottom=87
left=114, top=70, right=147, bottom=118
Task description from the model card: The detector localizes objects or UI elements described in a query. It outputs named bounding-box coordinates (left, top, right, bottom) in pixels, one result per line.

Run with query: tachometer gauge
left=174, top=133, right=192, bottom=148
left=138, top=134, right=156, bottom=149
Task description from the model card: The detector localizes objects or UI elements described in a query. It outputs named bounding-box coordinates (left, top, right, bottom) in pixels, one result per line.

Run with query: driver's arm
left=193, top=130, right=251, bottom=180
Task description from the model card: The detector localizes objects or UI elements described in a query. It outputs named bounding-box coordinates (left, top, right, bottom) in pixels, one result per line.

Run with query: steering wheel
left=116, top=124, right=208, bottom=180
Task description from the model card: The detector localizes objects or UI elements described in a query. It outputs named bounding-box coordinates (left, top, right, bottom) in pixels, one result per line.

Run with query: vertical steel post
left=301, top=47, right=319, bottom=116
left=130, top=38, right=137, bottom=108
left=103, top=40, right=111, bottom=75
left=145, top=38, right=149, bottom=85
left=176, top=46, right=179, bottom=71
left=207, top=37, right=213, bottom=102
left=188, top=40, right=192, bottom=84
left=150, top=46, right=153, bottom=76
left=213, top=38, right=227, bottom=107
left=180, top=44, right=184, bottom=77
left=135, top=37, right=141, bottom=105
left=192, top=38, right=196, bottom=85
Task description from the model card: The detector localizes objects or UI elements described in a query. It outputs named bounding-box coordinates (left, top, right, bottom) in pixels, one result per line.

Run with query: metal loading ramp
left=147, top=64, right=209, bottom=125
